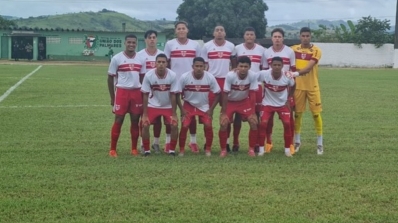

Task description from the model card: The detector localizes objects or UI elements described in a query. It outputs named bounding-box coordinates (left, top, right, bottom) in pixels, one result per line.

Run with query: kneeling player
left=219, top=56, right=259, bottom=157
left=141, top=54, right=179, bottom=156
left=177, top=57, right=221, bottom=156
left=258, top=57, right=295, bottom=157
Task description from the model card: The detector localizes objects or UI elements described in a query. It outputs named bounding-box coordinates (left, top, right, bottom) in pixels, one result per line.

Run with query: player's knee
left=220, top=123, right=228, bottom=131
left=312, top=112, right=321, bottom=119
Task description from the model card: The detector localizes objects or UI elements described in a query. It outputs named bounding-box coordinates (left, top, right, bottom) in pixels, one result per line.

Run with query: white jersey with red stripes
left=137, top=48, right=164, bottom=72
left=178, top=71, right=221, bottom=112
left=164, top=38, right=201, bottom=77
left=262, top=45, right=296, bottom=71
left=108, top=51, right=145, bottom=89
left=224, top=70, right=259, bottom=101
left=258, top=69, right=295, bottom=107
left=235, top=43, right=265, bottom=72
left=201, top=40, right=236, bottom=78
left=141, top=68, right=179, bottom=109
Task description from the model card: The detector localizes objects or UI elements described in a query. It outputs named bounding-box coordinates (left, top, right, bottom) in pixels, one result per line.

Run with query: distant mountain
left=270, top=19, right=350, bottom=30
left=0, top=15, right=20, bottom=20
left=8, top=10, right=174, bottom=32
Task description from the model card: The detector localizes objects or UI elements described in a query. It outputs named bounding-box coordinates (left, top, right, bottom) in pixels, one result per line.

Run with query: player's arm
left=140, top=76, right=151, bottom=124
left=169, top=75, right=179, bottom=120
left=230, top=47, right=238, bottom=69
left=298, top=48, right=322, bottom=75
left=164, top=42, right=171, bottom=69
left=107, top=76, right=115, bottom=105
left=249, top=74, right=259, bottom=112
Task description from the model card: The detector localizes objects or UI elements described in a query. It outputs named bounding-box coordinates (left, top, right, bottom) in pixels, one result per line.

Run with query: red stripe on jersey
left=264, top=83, right=288, bottom=92
left=231, top=84, right=250, bottom=91
left=266, top=57, right=291, bottom=65
left=239, top=55, right=262, bottom=63
left=118, top=64, right=142, bottom=72
left=294, top=52, right=312, bottom=61
left=145, top=61, right=156, bottom=69
left=184, top=85, right=210, bottom=92
left=170, top=50, right=196, bottom=58
left=152, top=84, right=171, bottom=91
left=208, top=51, right=232, bottom=60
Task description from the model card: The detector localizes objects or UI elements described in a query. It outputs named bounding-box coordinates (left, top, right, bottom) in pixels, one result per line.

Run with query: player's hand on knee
left=206, top=110, right=213, bottom=119
left=141, top=115, right=150, bottom=127
left=171, top=115, right=178, bottom=127
left=248, top=113, right=258, bottom=125
left=220, top=113, right=230, bottom=126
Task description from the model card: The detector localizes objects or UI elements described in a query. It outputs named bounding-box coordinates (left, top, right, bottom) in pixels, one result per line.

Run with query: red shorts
left=209, top=78, right=225, bottom=106
left=256, top=84, right=263, bottom=112
left=225, top=99, right=255, bottom=122
left=182, top=102, right=212, bottom=127
left=113, top=88, right=142, bottom=115
left=260, top=105, right=291, bottom=123
left=147, top=107, right=176, bottom=125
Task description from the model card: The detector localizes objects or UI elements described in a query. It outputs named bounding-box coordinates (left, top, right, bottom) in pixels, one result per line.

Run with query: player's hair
left=125, top=34, right=137, bottom=40
left=271, top=56, right=283, bottom=63
left=175, top=21, right=188, bottom=29
left=237, top=56, right=251, bottom=66
left=271, top=28, right=285, bottom=37
left=193, top=57, right=205, bottom=64
left=156, top=53, right=168, bottom=61
left=300, top=27, right=311, bottom=34
left=244, top=27, right=256, bottom=34
left=144, top=30, right=158, bottom=38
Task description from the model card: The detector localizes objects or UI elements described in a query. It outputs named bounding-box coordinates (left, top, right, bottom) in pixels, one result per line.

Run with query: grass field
left=0, top=63, right=397, bottom=223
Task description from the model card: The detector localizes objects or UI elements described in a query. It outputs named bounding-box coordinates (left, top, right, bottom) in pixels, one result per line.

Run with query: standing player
left=164, top=21, right=201, bottom=153
left=137, top=30, right=168, bottom=153
left=219, top=56, right=259, bottom=157
left=141, top=54, right=179, bottom=156
left=234, top=27, right=266, bottom=152
left=291, top=27, right=324, bottom=155
left=262, top=28, right=296, bottom=155
left=258, top=57, right=295, bottom=157
left=177, top=57, right=220, bottom=156
left=201, top=25, right=236, bottom=151
left=107, top=34, right=146, bottom=157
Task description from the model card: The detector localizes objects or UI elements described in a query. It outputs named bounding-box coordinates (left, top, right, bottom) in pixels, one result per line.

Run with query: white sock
left=190, top=134, right=196, bottom=143
left=226, top=138, right=230, bottom=144
left=317, top=135, right=323, bottom=146
left=285, top=148, right=290, bottom=154
left=166, top=134, right=171, bottom=144
left=153, top=137, right=159, bottom=145
left=295, top=134, right=301, bottom=144
left=140, top=138, right=143, bottom=146
left=259, top=146, right=264, bottom=154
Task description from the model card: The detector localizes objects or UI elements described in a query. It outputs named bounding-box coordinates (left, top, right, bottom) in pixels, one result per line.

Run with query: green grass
left=0, top=64, right=397, bottom=223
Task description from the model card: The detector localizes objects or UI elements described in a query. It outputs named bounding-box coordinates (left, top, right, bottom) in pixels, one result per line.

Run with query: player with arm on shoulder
left=107, top=34, right=146, bottom=157
left=164, top=21, right=202, bottom=153
left=141, top=54, right=179, bottom=156
left=290, top=27, right=324, bottom=155
left=177, top=57, right=220, bottom=157
left=262, top=28, right=296, bottom=155
left=137, top=30, right=166, bottom=154
left=219, top=56, right=259, bottom=157
left=201, top=25, right=236, bottom=151
left=257, top=57, right=295, bottom=157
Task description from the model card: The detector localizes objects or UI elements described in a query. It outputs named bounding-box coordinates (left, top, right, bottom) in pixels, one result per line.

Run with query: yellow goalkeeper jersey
left=291, top=44, right=322, bottom=91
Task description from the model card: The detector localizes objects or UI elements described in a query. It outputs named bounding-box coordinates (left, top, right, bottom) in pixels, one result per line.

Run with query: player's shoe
left=109, top=150, right=117, bottom=157
left=232, top=145, right=240, bottom=153
left=189, top=143, right=199, bottom=153
left=265, top=143, right=273, bottom=153
left=140, top=145, right=145, bottom=154
left=257, top=149, right=265, bottom=157
left=254, top=145, right=259, bottom=153
left=152, top=144, right=160, bottom=154
left=226, top=144, right=231, bottom=153
left=285, top=148, right=292, bottom=157
left=205, top=149, right=211, bottom=157
left=131, top=149, right=139, bottom=156
left=219, top=150, right=228, bottom=158
left=290, top=144, right=295, bottom=155
left=317, top=145, right=324, bottom=155
left=164, top=143, right=170, bottom=153
left=248, top=148, right=255, bottom=157
left=294, top=142, right=301, bottom=153
left=179, top=148, right=185, bottom=157
left=169, top=150, right=176, bottom=156
left=144, top=151, right=151, bottom=157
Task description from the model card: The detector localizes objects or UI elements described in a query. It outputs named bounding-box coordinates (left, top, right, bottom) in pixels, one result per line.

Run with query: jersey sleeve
left=201, top=44, right=209, bottom=62
left=107, top=56, right=118, bottom=76
left=140, top=73, right=151, bottom=93
left=139, top=55, right=146, bottom=74
left=195, top=42, right=202, bottom=57
left=209, top=74, right=221, bottom=94
left=170, top=72, right=179, bottom=93
left=163, top=41, right=171, bottom=58
left=312, top=46, right=322, bottom=63
left=288, top=77, right=295, bottom=87
left=177, top=73, right=185, bottom=93
left=230, top=43, right=237, bottom=57
left=257, top=70, right=265, bottom=83
left=262, top=51, right=269, bottom=70
left=289, top=48, right=296, bottom=71
left=223, top=73, right=232, bottom=92
left=250, top=73, right=259, bottom=91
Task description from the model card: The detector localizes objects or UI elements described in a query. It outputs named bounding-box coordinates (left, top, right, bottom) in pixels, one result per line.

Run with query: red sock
left=249, top=129, right=258, bottom=148
left=170, top=139, right=177, bottom=152
left=189, top=117, right=196, bottom=134
left=130, top=123, right=139, bottom=150
left=165, top=124, right=171, bottom=134
left=266, top=117, right=274, bottom=144
left=143, top=138, right=150, bottom=152
left=110, top=122, right=122, bottom=150
left=179, top=126, right=188, bottom=151
left=282, top=121, right=292, bottom=148
left=219, top=130, right=228, bottom=151
left=290, top=112, right=295, bottom=144
left=233, top=122, right=241, bottom=146
left=258, top=122, right=267, bottom=147
left=204, top=126, right=213, bottom=151
left=153, top=117, right=162, bottom=138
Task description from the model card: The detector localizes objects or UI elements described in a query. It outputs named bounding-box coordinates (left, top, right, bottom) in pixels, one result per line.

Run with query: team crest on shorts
left=195, top=85, right=201, bottom=91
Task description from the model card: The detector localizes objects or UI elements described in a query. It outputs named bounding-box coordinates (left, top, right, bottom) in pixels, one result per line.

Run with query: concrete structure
left=0, top=27, right=167, bottom=61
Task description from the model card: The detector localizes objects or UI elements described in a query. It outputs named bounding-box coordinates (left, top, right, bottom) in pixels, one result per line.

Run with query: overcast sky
left=0, top=0, right=396, bottom=26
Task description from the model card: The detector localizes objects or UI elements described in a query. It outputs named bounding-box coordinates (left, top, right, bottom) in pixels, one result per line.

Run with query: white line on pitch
left=0, top=65, right=43, bottom=103
left=0, top=105, right=108, bottom=109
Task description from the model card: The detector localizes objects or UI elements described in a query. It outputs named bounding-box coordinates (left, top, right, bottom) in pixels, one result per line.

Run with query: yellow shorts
left=294, top=90, right=322, bottom=113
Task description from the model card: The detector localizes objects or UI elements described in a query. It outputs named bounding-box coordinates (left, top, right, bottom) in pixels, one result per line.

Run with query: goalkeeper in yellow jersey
left=290, top=27, right=323, bottom=155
